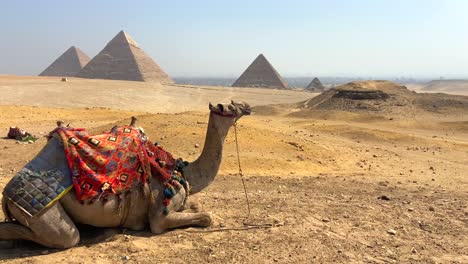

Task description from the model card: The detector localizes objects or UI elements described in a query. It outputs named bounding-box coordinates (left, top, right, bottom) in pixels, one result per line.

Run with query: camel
left=0, top=101, right=251, bottom=248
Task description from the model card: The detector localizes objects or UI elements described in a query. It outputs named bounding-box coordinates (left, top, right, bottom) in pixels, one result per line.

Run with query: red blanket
left=57, top=126, right=176, bottom=201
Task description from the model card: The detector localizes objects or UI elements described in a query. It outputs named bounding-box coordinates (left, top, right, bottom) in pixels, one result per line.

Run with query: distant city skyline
left=1, top=0, right=468, bottom=79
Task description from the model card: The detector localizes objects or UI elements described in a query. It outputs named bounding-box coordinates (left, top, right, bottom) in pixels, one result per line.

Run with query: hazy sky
left=1, top=0, right=467, bottom=78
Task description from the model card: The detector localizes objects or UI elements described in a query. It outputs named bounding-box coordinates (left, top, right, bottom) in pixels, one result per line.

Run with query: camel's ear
left=209, top=102, right=214, bottom=111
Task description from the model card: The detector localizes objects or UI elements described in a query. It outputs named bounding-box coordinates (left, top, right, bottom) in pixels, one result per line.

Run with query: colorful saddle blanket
left=3, top=125, right=186, bottom=217
left=57, top=126, right=177, bottom=201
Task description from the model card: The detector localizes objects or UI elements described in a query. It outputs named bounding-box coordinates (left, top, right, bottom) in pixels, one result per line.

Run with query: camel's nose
left=238, top=101, right=251, bottom=115
left=242, top=106, right=252, bottom=115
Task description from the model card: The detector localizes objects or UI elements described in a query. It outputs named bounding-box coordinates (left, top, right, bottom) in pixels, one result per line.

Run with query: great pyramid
left=306, top=77, right=325, bottom=91
left=232, top=54, right=288, bottom=89
left=39, top=46, right=90, bottom=77
left=77, top=30, right=173, bottom=83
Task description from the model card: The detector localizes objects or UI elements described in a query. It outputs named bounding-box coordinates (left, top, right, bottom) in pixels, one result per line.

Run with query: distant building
left=39, top=46, right=90, bottom=77
left=306, top=77, right=325, bottom=92
left=232, top=54, right=288, bottom=89
left=77, top=30, right=173, bottom=83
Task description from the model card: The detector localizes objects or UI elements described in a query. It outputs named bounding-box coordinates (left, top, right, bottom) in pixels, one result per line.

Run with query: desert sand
left=0, top=76, right=467, bottom=263
left=407, top=81, right=468, bottom=97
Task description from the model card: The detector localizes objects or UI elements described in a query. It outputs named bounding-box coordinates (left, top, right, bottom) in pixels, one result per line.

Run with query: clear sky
left=1, top=0, right=467, bottom=78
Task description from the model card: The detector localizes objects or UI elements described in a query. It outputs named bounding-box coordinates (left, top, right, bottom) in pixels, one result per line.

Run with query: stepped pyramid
left=39, top=46, right=90, bottom=77
left=306, top=77, right=325, bottom=91
left=77, top=30, right=173, bottom=83
left=232, top=54, right=288, bottom=89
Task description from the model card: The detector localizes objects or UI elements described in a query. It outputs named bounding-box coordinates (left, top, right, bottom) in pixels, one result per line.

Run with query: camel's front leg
left=150, top=212, right=212, bottom=234
left=148, top=182, right=211, bottom=233
left=180, top=200, right=203, bottom=213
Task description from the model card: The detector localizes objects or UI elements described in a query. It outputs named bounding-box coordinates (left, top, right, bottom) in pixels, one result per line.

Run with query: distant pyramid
left=39, top=46, right=90, bottom=77
left=306, top=77, right=325, bottom=91
left=77, top=30, right=173, bottom=83
left=232, top=54, right=288, bottom=89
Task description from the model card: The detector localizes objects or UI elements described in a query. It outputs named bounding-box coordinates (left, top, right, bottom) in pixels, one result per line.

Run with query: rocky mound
left=303, top=81, right=414, bottom=111
left=301, top=80, right=468, bottom=116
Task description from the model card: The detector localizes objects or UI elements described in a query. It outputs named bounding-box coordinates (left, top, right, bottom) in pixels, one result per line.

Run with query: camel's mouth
left=209, top=101, right=251, bottom=119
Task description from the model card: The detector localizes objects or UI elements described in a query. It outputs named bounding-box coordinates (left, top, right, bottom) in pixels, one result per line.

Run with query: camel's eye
left=217, top=104, right=224, bottom=113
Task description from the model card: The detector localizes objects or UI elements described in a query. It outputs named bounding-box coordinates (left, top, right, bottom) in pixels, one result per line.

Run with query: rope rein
left=233, top=122, right=272, bottom=229
left=233, top=122, right=250, bottom=222
left=184, top=121, right=273, bottom=233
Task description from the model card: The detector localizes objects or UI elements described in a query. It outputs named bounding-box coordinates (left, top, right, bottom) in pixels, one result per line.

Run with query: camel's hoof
left=198, top=213, right=213, bottom=227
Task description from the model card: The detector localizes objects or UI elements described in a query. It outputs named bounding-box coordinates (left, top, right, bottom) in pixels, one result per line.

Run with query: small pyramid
left=232, top=54, right=288, bottom=89
left=306, top=77, right=325, bottom=91
left=77, top=30, right=173, bottom=83
left=39, top=46, right=90, bottom=77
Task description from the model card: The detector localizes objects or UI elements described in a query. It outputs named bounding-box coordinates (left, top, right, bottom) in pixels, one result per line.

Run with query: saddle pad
left=3, top=168, right=71, bottom=217
left=57, top=126, right=176, bottom=201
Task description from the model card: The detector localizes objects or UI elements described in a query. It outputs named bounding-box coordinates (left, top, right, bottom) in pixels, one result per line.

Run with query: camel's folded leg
left=180, top=200, right=203, bottom=213
left=0, top=222, right=35, bottom=241
left=1, top=201, right=80, bottom=249
left=150, top=212, right=212, bottom=234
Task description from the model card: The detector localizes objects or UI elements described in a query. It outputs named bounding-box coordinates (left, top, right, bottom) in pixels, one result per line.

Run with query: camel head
left=209, top=100, right=251, bottom=123
left=174, top=100, right=251, bottom=196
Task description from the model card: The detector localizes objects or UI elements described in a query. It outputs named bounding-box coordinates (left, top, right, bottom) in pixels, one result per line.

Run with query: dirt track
left=0, top=77, right=467, bottom=263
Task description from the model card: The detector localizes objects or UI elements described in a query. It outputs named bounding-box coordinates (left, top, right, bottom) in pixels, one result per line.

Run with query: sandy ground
left=0, top=77, right=467, bottom=263
left=0, top=76, right=314, bottom=113
left=420, top=80, right=468, bottom=96
left=407, top=83, right=468, bottom=96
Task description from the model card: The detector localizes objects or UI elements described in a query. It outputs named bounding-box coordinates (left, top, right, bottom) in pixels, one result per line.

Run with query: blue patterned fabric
left=3, top=136, right=72, bottom=217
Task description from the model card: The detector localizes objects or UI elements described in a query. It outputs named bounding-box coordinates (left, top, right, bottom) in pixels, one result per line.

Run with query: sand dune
left=417, top=80, right=468, bottom=96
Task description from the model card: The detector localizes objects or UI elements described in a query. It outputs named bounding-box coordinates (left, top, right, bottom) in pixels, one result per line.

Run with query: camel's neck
left=184, top=113, right=233, bottom=194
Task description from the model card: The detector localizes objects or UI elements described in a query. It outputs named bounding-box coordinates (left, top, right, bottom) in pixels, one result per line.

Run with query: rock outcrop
left=301, top=80, right=468, bottom=116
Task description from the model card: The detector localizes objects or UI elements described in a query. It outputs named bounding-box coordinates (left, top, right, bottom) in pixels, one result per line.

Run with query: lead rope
left=184, top=121, right=273, bottom=233
left=234, top=122, right=272, bottom=228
